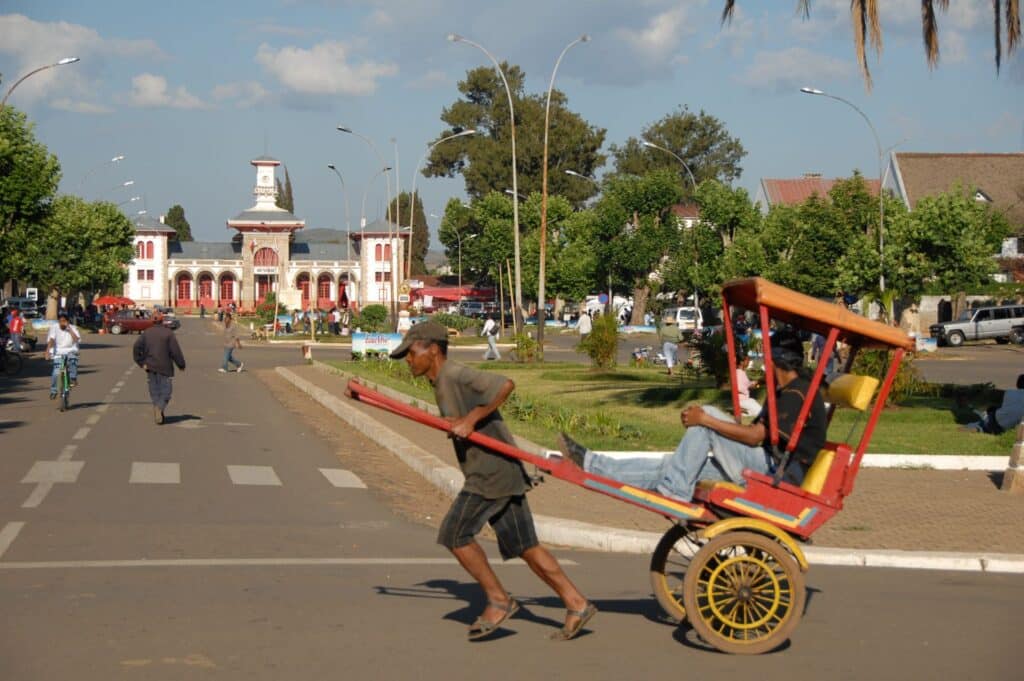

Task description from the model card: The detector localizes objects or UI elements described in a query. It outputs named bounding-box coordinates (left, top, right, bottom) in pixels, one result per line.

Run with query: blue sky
left=2, top=1, right=1021, bottom=245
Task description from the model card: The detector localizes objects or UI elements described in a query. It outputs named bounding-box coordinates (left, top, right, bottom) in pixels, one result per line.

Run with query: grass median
left=327, top=359, right=1015, bottom=455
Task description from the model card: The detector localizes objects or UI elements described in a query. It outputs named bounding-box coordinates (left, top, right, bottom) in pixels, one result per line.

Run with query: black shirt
left=757, top=376, right=827, bottom=485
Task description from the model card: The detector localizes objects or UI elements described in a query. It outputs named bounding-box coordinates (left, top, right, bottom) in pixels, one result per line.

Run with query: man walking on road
left=132, top=310, right=186, bottom=424
left=219, top=313, right=244, bottom=373
left=8, top=308, right=24, bottom=354
left=388, top=321, right=596, bottom=642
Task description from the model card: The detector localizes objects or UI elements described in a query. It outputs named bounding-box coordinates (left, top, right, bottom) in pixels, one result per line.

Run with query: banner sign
left=351, top=332, right=403, bottom=356
left=253, top=266, right=277, bottom=275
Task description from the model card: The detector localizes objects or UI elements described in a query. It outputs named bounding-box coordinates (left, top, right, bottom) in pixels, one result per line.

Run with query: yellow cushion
left=800, top=449, right=835, bottom=495
left=696, top=480, right=745, bottom=495
left=827, top=374, right=880, bottom=411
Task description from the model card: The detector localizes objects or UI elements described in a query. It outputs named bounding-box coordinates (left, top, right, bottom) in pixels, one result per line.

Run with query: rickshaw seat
left=827, top=374, right=879, bottom=411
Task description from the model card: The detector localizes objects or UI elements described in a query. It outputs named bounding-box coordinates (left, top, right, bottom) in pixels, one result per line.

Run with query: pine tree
left=164, top=204, right=192, bottom=241
left=388, top=192, right=429, bottom=275
left=276, top=166, right=295, bottom=213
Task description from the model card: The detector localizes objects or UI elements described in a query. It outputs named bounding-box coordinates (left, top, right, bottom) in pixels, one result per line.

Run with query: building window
left=146, top=270, right=155, bottom=280
left=137, top=269, right=145, bottom=280
left=136, top=242, right=145, bottom=259
left=317, top=274, right=332, bottom=299
left=253, top=247, right=279, bottom=266
left=384, top=244, right=392, bottom=261
left=375, top=243, right=383, bottom=261
left=374, top=271, right=391, bottom=282
left=146, top=241, right=154, bottom=259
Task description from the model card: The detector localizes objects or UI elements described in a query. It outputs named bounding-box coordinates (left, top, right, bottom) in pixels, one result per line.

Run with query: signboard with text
left=351, top=332, right=403, bottom=357
left=253, top=266, right=277, bottom=275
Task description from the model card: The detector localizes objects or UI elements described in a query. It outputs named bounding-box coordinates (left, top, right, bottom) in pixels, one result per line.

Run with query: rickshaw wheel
left=682, top=531, right=805, bottom=655
left=649, top=524, right=703, bottom=623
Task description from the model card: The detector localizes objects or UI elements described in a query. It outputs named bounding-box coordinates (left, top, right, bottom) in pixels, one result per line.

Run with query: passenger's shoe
left=70, top=380, right=78, bottom=387
left=236, top=362, right=244, bottom=373
left=153, top=406, right=164, bottom=425
left=556, top=433, right=588, bottom=468
left=49, top=392, right=56, bottom=400
left=218, top=368, right=228, bottom=373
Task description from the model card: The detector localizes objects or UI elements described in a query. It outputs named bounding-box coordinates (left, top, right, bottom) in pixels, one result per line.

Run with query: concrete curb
left=277, top=365, right=1024, bottom=574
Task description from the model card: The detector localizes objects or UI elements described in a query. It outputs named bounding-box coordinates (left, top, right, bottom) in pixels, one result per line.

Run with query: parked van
left=929, top=304, right=1024, bottom=346
left=662, top=306, right=703, bottom=334
left=3, top=297, right=41, bottom=318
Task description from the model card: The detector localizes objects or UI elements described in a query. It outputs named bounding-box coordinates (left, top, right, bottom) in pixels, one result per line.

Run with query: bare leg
left=450, top=541, right=513, bottom=625
left=520, top=545, right=589, bottom=629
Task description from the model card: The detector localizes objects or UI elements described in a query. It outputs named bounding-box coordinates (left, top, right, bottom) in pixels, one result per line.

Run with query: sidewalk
left=277, top=362, right=1024, bottom=570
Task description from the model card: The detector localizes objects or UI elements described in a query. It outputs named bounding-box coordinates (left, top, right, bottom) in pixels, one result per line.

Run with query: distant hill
left=295, top=228, right=348, bottom=243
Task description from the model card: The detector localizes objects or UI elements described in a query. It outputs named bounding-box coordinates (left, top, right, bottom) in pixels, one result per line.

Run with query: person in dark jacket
left=132, top=310, right=186, bottom=424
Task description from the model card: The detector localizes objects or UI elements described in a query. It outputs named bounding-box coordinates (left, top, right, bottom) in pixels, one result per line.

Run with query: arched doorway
left=219, top=272, right=236, bottom=306
left=339, top=273, right=350, bottom=308
left=175, top=272, right=193, bottom=307
left=296, top=273, right=311, bottom=308
left=198, top=272, right=214, bottom=306
left=317, top=273, right=332, bottom=309
left=253, top=248, right=279, bottom=302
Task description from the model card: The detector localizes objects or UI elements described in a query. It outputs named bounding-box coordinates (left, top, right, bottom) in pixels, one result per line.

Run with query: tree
left=609, top=107, right=746, bottom=195
left=721, top=1, right=1020, bottom=89
left=164, top=204, right=192, bottom=241
left=388, top=192, right=429, bottom=275
left=24, top=196, right=134, bottom=318
left=423, top=64, right=606, bottom=208
left=0, top=106, right=61, bottom=283
left=276, top=166, right=295, bottom=213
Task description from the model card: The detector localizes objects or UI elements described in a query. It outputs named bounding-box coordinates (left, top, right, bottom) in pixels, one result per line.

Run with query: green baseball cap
left=390, top=320, right=449, bottom=359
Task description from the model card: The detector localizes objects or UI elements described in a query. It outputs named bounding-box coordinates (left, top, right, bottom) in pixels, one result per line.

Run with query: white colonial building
left=124, top=155, right=409, bottom=311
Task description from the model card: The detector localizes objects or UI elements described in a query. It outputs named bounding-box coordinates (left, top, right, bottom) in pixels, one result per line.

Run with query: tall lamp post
left=447, top=33, right=523, bottom=332
left=408, top=129, right=476, bottom=280
left=537, top=34, right=590, bottom=359
left=565, top=169, right=615, bottom=315
left=326, top=164, right=352, bottom=262
left=360, top=165, right=393, bottom=307
left=1, top=57, right=80, bottom=108
left=79, top=154, right=125, bottom=191
left=800, top=86, right=887, bottom=318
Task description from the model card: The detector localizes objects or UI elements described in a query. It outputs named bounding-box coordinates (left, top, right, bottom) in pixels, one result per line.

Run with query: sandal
left=550, top=602, right=597, bottom=641
left=467, top=598, right=520, bottom=641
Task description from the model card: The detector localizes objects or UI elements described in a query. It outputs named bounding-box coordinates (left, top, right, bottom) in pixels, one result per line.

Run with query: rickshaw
left=347, top=277, right=914, bottom=654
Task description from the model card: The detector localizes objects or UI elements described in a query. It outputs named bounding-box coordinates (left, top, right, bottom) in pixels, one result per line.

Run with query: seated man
left=558, top=330, right=827, bottom=503
left=964, top=374, right=1024, bottom=435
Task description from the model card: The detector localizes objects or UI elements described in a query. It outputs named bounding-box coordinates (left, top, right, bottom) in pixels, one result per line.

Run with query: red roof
left=761, top=177, right=881, bottom=207
left=671, top=203, right=701, bottom=219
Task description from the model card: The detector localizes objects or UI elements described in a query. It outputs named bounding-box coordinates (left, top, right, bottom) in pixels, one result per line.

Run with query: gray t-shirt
left=223, top=323, right=240, bottom=349
left=432, top=360, right=530, bottom=499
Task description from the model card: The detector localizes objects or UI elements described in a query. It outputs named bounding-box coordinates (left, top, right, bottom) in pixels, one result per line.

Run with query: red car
left=109, top=309, right=180, bottom=335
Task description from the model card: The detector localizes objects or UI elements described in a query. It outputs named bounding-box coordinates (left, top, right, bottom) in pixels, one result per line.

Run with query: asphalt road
left=0, top=320, right=1018, bottom=680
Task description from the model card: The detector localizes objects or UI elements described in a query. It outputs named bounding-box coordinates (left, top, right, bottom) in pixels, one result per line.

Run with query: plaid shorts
left=438, top=492, right=539, bottom=560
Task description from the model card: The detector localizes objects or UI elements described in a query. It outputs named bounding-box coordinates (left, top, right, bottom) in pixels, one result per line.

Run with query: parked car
left=4, top=297, right=41, bottom=318
left=929, top=304, right=1024, bottom=346
left=109, top=309, right=181, bottom=335
left=458, top=301, right=487, bottom=318
left=662, top=306, right=704, bottom=334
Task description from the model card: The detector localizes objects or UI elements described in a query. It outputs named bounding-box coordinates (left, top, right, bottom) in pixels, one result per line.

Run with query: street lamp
left=109, top=179, right=135, bottom=195
left=565, top=168, right=615, bottom=316
left=1, top=56, right=80, bottom=108
left=360, top=165, right=393, bottom=307
left=457, top=231, right=478, bottom=312
left=408, top=129, right=476, bottom=279
left=448, top=33, right=523, bottom=331
left=117, top=196, right=141, bottom=207
left=642, top=140, right=697, bottom=190
left=564, top=169, right=600, bottom=187
left=79, top=154, right=125, bottom=190
left=800, top=85, right=887, bottom=317
left=538, top=34, right=590, bottom=359
left=326, top=164, right=353, bottom=263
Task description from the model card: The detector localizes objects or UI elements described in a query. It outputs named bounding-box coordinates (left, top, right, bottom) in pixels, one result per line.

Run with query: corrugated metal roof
left=760, top=177, right=880, bottom=207
left=288, top=241, right=351, bottom=261
left=168, top=241, right=242, bottom=260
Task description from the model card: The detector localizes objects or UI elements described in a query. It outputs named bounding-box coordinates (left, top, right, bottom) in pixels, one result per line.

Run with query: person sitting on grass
left=558, top=330, right=826, bottom=503
left=963, top=374, right=1024, bottom=435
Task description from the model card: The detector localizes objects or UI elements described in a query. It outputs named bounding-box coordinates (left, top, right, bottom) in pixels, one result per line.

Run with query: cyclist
left=46, top=312, right=81, bottom=399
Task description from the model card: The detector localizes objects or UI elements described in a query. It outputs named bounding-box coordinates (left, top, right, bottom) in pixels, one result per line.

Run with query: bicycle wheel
left=60, top=388, right=69, bottom=412
left=3, top=352, right=23, bottom=376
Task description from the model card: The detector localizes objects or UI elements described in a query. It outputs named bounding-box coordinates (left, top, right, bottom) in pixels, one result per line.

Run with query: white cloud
left=255, top=41, right=397, bottom=96
left=252, top=22, right=326, bottom=37
left=707, top=4, right=757, bottom=58
left=406, top=69, right=448, bottom=90
left=941, top=30, right=969, bottom=65
left=737, top=47, right=854, bottom=94
left=365, top=9, right=393, bottom=29
left=614, top=7, right=691, bottom=62
left=212, top=80, right=270, bottom=106
left=129, top=73, right=206, bottom=109
left=0, top=13, right=164, bottom=105
left=50, top=98, right=113, bottom=114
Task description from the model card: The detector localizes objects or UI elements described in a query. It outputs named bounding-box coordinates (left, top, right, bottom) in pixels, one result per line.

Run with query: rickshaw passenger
left=558, top=330, right=827, bottom=503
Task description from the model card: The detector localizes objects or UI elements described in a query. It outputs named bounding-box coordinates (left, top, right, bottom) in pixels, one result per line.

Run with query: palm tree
left=721, top=1, right=1020, bottom=90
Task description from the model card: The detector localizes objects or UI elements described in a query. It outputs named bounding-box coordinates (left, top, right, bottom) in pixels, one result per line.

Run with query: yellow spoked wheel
left=682, top=531, right=805, bottom=654
left=649, top=524, right=703, bottom=623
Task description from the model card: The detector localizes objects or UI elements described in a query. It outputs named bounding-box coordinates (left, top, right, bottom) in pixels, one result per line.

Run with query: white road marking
left=72, top=427, right=90, bottom=440
left=21, top=483, right=54, bottom=508
left=130, top=462, right=181, bottom=484
left=21, top=461, right=85, bottom=484
left=57, top=445, right=77, bottom=462
left=0, top=557, right=576, bottom=569
left=226, top=465, right=282, bottom=486
left=85, top=414, right=101, bottom=425
left=110, top=387, right=120, bottom=394
left=96, top=404, right=109, bottom=413
left=0, top=522, right=26, bottom=559
left=115, top=381, right=125, bottom=388
left=320, top=468, right=367, bottom=489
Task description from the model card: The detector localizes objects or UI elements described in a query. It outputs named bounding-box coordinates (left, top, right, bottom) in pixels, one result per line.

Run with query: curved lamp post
left=447, top=33, right=523, bottom=332
left=79, top=154, right=125, bottom=191
left=360, top=165, right=393, bottom=307
left=641, top=140, right=697, bottom=190
left=538, top=34, right=590, bottom=357
left=407, top=129, right=476, bottom=279
left=800, top=86, right=887, bottom=316
left=326, top=164, right=352, bottom=262
left=1, top=56, right=80, bottom=108
left=117, top=195, right=141, bottom=207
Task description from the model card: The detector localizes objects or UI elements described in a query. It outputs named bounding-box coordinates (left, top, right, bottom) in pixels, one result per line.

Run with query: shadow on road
left=0, top=420, right=26, bottom=433
left=162, top=414, right=201, bottom=425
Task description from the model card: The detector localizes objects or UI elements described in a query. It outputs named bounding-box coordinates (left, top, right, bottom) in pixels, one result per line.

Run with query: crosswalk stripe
left=130, top=462, right=181, bottom=484
left=22, top=461, right=85, bottom=484
left=319, top=468, right=367, bottom=489
left=226, top=465, right=282, bottom=486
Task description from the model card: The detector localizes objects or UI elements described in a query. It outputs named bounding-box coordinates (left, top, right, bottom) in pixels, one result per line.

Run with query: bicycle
left=0, top=344, right=23, bottom=376
left=54, top=354, right=72, bottom=411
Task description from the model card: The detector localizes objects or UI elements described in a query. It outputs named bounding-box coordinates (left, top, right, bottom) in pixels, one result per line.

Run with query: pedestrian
left=340, top=305, right=351, bottom=336
left=219, top=312, right=244, bottom=374
left=386, top=322, right=596, bottom=641
left=199, top=303, right=206, bottom=319
left=577, top=310, right=592, bottom=339
left=481, top=314, right=501, bottom=361
left=132, top=310, right=186, bottom=425
left=8, top=308, right=24, bottom=354
left=658, top=315, right=681, bottom=376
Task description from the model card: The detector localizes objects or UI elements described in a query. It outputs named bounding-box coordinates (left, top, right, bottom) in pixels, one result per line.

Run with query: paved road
left=0, top=320, right=1018, bottom=680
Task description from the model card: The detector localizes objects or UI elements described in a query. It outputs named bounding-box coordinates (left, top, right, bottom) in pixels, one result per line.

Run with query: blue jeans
left=147, top=372, right=173, bottom=410
left=50, top=354, right=79, bottom=395
left=483, top=334, right=501, bottom=360
left=662, top=341, right=678, bottom=368
left=222, top=347, right=241, bottom=371
left=584, top=406, right=770, bottom=502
